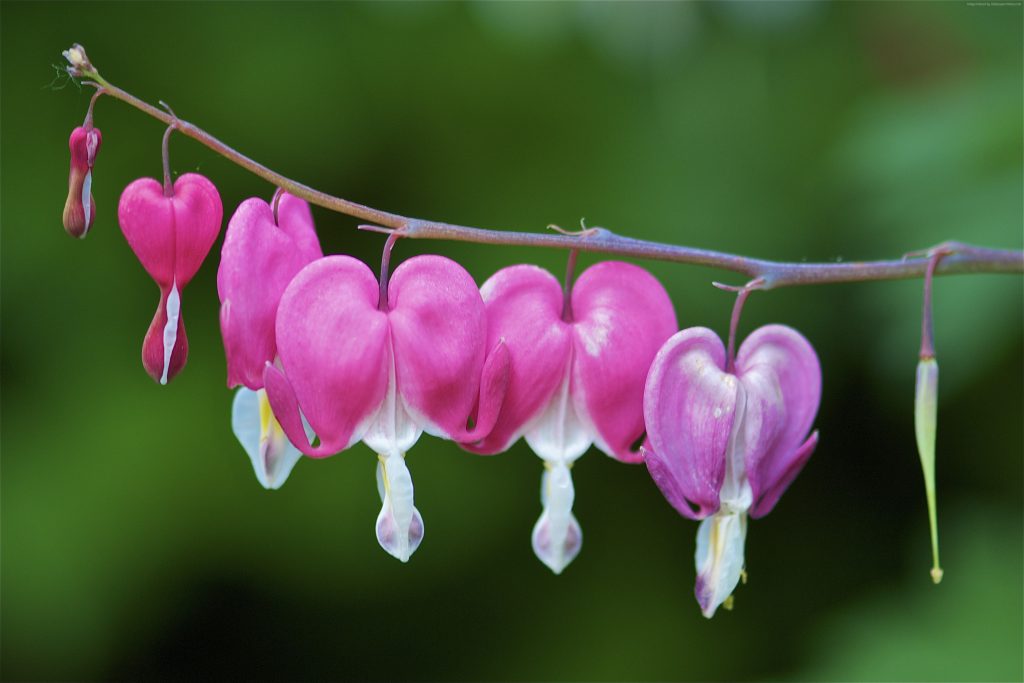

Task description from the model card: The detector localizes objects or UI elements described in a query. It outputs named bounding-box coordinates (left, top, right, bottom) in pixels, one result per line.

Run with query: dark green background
left=2, top=2, right=1022, bottom=681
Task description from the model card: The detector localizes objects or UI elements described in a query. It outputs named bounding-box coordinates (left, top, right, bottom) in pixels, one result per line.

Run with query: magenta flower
left=643, top=325, right=821, bottom=617
left=465, top=262, right=677, bottom=573
left=265, top=254, right=508, bottom=561
left=118, top=174, right=223, bottom=384
left=217, top=192, right=323, bottom=489
left=63, top=125, right=102, bottom=238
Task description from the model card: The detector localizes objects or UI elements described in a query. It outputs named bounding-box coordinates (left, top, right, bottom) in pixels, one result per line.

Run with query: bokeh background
left=2, top=2, right=1022, bottom=681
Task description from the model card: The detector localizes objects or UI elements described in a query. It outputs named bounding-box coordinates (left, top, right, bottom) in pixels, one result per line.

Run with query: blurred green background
left=2, top=2, right=1022, bottom=681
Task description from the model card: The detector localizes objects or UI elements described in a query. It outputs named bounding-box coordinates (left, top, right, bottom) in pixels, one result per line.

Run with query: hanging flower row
left=59, top=43, right=968, bottom=619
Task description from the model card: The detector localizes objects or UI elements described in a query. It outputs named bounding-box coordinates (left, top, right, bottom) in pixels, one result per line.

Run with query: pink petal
left=274, top=193, right=323, bottom=263
left=118, top=178, right=175, bottom=287
left=170, top=174, right=223, bottom=287
left=735, top=325, right=821, bottom=517
left=118, top=174, right=223, bottom=289
left=571, top=262, right=678, bottom=463
left=388, top=255, right=506, bottom=441
left=268, top=256, right=389, bottom=456
left=643, top=327, right=738, bottom=519
left=217, top=193, right=322, bottom=389
left=463, top=265, right=572, bottom=454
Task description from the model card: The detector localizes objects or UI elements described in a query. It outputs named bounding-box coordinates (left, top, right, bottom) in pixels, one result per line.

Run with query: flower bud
left=63, top=126, right=102, bottom=238
left=915, top=357, right=942, bottom=583
left=62, top=44, right=94, bottom=77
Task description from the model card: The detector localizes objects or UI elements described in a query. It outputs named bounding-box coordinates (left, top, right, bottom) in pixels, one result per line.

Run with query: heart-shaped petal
left=735, top=325, right=821, bottom=517
left=218, top=193, right=322, bottom=389
left=118, top=174, right=222, bottom=289
left=466, top=265, right=572, bottom=454
left=643, top=327, right=739, bottom=519
left=571, top=262, right=677, bottom=463
left=268, top=256, right=389, bottom=456
left=388, top=255, right=507, bottom=442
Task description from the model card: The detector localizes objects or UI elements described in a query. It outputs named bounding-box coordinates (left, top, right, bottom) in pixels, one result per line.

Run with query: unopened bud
left=914, top=357, right=942, bottom=583
left=62, top=44, right=93, bottom=77
left=62, top=126, right=102, bottom=238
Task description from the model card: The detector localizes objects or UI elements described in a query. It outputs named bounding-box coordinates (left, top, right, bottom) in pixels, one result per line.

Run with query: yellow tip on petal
left=931, top=567, right=944, bottom=584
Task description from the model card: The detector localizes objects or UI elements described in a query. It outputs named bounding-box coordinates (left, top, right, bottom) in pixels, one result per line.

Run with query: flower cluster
left=61, top=76, right=827, bottom=617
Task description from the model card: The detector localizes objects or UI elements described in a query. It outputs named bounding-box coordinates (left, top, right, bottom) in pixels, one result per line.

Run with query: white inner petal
left=695, top=509, right=748, bottom=618
left=160, top=282, right=181, bottom=386
left=86, top=130, right=99, bottom=165
left=80, top=170, right=93, bottom=233
left=524, top=349, right=591, bottom=464
left=362, top=344, right=422, bottom=456
left=231, top=387, right=310, bottom=490
left=694, top=377, right=753, bottom=618
left=719, top=379, right=753, bottom=512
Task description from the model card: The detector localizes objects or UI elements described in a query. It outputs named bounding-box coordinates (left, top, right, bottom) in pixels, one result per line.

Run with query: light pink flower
left=118, top=174, right=222, bottom=384
left=265, top=254, right=508, bottom=561
left=466, top=262, right=677, bottom=573
left=218, top=192, right=323, bottom=489
left=643, top=325, right=820, bottom=617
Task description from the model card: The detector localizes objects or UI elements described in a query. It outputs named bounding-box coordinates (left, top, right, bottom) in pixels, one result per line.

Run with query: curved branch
left=81, top=67, right=1023, bottom=290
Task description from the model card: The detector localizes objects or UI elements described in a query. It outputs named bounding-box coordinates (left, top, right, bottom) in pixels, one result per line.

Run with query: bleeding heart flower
left=118, top=173, right=222, bottom=384
left=265, top=254, right=509, bottom=561
left=218, top=192, right=323, bottom=489
left=63, top=125, right=102, bottom=238
left=643, top=325, right=821, bottom=617
left=465, top=261, right=677, bottom=573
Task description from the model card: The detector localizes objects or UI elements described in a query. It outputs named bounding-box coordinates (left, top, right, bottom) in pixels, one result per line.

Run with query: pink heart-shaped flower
left=118, top=173, right=222, bottom=384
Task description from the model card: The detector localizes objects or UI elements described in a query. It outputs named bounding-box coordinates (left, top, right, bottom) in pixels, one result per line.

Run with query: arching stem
left=271, top=186, right=285, bottom=226
left=83, top=87, right=104, bottom=128
left=66, top=46, right=1024, bottom=287
left=562, top=249, right=579, bottom=323
left=378, top=231, right=402, bottom=312
left=919, top=250, right=948, bottom=360
left=720, top=278, right=765, bottom=372
left=161, top=123, right=176, bottom=198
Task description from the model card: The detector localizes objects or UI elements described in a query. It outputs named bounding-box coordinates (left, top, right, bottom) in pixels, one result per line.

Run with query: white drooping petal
left=695, top=510, right=748, bottom=618
left=695, top=379, right=753, bottom=618
left=364, top=347, right=424, bottom=562
left=531, top=461, right=582, bottom=574
left=524, top=355, right=592, bottom=464
left=81, top=170, right=93, bottom=234
left=160, top=282, right=181, bottom=386
left=523, top=350, right=593, bottom=573
left=232, top=387, right=311, bottom=490
left=375, top=452, right=424, bottom=562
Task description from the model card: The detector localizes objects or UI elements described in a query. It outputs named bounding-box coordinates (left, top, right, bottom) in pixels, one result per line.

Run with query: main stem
left=84, top=71, right=1024, bottom=290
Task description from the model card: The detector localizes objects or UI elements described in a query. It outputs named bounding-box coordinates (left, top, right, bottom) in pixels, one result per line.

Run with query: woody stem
left=82, top=68, right=1024, bottom=290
